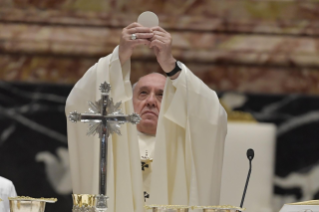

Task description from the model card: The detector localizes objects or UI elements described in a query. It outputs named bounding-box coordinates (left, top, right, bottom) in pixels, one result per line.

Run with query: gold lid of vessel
left=8, top=196, right=57, bottom=203
left=8, top=196, right=57, bottom=212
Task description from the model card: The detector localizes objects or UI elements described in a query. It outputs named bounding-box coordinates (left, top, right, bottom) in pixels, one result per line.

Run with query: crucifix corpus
left=69, top=82, right=141, bottom=212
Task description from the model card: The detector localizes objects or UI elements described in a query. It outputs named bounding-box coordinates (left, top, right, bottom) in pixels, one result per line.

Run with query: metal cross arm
left=68, top=81, right=141, bottom=138
left=69, top=111, right=141, bottom=140
left=69, top=112, right=141, bottom=131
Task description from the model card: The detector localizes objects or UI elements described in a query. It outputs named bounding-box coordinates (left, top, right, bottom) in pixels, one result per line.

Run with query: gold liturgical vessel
left=72, top=194, right=98, bottom=212
left=8, top=196, right=57, bottom=212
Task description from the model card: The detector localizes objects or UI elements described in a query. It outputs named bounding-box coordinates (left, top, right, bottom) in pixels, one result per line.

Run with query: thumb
left=152, top=47, right=159, bottom=56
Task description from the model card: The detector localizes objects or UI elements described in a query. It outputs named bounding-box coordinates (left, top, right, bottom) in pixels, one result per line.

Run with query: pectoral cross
left=69, top=82, right=141, bottom=211
left=141, top=150, right=153, bottom=171
left=144, top=191, right=150, bottom=202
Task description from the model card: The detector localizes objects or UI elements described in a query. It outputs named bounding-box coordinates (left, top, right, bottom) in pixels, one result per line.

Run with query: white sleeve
left=8, top=181, right=17, bottom=197
left=163, top=63, right=227, bottom=205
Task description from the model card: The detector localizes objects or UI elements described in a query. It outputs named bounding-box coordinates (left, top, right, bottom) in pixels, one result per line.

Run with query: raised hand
left=119, top=22, right=154, bottom=65
left=149, top=26, right=176, bottom=73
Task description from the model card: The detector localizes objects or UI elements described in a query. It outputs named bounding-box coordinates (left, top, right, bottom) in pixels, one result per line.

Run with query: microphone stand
left=240, top=149, right=254, bottom=209
left=240, top=157, right=252, bottom=208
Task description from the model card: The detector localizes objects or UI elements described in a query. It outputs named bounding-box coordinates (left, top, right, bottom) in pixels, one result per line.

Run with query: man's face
left=133, top=73, right=166, bottom=136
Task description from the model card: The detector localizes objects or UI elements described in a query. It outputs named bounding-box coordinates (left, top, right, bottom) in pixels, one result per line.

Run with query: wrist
left=119, top=46, right=130, bottom=66
left=166, top=60, right=183, bottom=80
left=120, top=53, right=131, bottom=66
left=160, top=56, right=176, bottom=73
left=169, top=71, right=181, bottom=80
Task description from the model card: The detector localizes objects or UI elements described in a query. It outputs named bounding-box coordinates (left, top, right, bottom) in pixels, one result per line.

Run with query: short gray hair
left=132, top=72, right=165, bottom=92
left=132, top=82, right=137, bottom=92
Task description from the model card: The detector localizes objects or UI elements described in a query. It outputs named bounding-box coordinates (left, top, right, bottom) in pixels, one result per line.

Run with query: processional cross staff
left=69, top=82, right=141, bottom=211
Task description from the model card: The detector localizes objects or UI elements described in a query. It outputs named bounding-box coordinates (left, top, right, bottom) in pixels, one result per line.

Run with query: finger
left=135, top=33, right=154, bottom=39
left=127, top=27, right=153, bottom=34
left=149, top=34, right=168, bottom=42
left=152, top=31, right=166, bottom=38
left=149, top=40, right=165, bottom=49
left=131, top=39, right=151, bottom=47
left=126, top=22, right=143, bottom=29
left=125, top=33, right=153, bottom=41
left=150, top=26, right=167, bottom=33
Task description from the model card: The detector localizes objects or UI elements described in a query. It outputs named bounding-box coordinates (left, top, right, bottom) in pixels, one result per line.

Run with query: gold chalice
left=8, top=196, right=57, bottom=212
left=72, top=194, right=96, bottom=212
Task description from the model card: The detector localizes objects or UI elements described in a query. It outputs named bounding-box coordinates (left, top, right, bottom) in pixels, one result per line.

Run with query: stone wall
left=1, top=0, right=319, bottom=94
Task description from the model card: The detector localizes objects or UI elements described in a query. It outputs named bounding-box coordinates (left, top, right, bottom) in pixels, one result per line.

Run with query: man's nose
left=146, top=93, right=157, bottom=107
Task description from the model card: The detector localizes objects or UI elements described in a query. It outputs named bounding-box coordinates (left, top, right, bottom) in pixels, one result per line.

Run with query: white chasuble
left=66, top=46, right=227, bottom=212
left=148, top=65, right=227, bottom=206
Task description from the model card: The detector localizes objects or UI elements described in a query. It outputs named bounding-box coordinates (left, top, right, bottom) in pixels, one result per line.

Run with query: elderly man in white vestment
left=66, top=23, right=227, bottom=212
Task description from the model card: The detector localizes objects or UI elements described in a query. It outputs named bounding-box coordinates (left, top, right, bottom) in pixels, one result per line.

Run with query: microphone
left=240, top=148, right=254, bottom=208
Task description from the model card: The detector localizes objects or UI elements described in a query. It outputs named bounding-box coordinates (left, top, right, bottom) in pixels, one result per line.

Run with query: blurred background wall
left=0, top=0, right=319, bottom=212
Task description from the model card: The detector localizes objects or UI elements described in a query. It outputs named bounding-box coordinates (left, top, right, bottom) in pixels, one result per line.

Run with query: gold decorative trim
left=145, top=205, right=190, bottom=209
left=288, top=200, right=319, bottom=205
left=193, top=205, right=245, bottom=210
left=145, top=205, right=244, bottom=211
left=8, top=196, right=57, bottom=203
left=220, top=101, right=257, bottom=123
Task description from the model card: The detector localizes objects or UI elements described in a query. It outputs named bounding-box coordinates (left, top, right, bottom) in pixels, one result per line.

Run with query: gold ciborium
left=72, top=194, right=96, bottom=212
left=8, top=196, right=57, bottom=212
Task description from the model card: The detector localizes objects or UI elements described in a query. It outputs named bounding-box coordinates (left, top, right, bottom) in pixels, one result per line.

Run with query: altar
left=220, top=122, right=276, bottom=212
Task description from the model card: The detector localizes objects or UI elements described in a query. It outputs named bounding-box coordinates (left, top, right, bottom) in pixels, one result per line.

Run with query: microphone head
left=247, top=148, right=254, bottom=160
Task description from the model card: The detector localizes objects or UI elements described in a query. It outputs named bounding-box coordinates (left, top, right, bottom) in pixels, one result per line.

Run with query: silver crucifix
left=69, top=82, right=141, bottom=211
